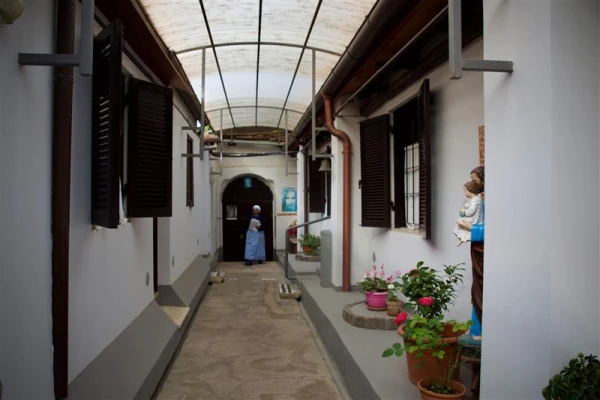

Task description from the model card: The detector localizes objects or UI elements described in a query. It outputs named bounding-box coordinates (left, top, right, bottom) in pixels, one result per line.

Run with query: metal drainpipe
left=289, top=0, right=410, bottom=147
left=51, top=0, right=76, bottom=398
left=322, top=94, right=352, bottom=292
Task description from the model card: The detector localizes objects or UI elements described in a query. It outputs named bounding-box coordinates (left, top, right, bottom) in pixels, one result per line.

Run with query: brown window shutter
left=309, top=158, right=325, bottom=213
left=127, top=78, right=173, bottom=218
left=91, top=20, right=123, bottom=228
left=186, top=136, right=194, bottom=207
left=360, top=114, right=391, bottom=228
left=418, top=79, right=432, bottom=239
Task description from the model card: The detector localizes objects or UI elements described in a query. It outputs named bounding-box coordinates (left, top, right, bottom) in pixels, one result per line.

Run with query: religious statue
left=453, top=180, right=484, bottom=246
left=457, top=166, right=484, bottom=341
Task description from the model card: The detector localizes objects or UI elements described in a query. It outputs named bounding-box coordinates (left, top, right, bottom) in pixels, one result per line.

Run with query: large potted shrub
left=358, top=264, right=400, bottom=310
left=383, top=261, right=470, bottom=385
left=542, top=353, right=600, bottom=400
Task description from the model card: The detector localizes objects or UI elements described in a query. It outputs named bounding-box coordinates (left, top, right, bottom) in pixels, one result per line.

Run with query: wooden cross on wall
left=478, top=126, right=485, bottom=166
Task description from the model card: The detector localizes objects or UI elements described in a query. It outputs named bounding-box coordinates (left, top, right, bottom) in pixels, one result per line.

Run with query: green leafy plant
left=299, top=233, right=320, bottom=250
left=400, top=261, right=465, bottom=319
left=542, top=353, right=600, bottom=400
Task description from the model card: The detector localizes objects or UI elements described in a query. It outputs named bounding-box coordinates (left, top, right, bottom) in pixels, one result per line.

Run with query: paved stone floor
left=157, top=262, right=342, bottom=400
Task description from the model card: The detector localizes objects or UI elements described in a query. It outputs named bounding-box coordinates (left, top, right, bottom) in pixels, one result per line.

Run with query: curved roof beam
left=205, top=105, right=304, bottom=114
left=199, top=0, right=235, bottom=128
left=175, top=41, right=343, bottom=58
left=277, top=0, right=323, bottom=128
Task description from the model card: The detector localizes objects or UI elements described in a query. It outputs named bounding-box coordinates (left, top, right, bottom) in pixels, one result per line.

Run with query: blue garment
left=471, top=200, right=485, bottom=243
left=245, top=229, right=266, bottom=261
left=470, top=305, right=482, bottom=337
left=244, top=213, right=266, bottom=261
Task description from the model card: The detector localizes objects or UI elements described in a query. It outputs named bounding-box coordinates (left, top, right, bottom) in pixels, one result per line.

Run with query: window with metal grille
left=91, top=20, right=123, bottom=228
left=186, top=136, right=194, bottom=207
left=393, top=79, right=431, bottom=239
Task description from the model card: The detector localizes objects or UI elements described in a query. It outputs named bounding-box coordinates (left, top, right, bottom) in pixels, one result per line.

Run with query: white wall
left=482, top=2, right=600, bottom=398
left=325, top=42, right=483, bottom=323
left=68, top=8, right=211, bottom=382
left=167, top=104, right=211, bottom=284
left=212, top=145, right=297, bottom=251
left=0, top=1, right=55, bottom=397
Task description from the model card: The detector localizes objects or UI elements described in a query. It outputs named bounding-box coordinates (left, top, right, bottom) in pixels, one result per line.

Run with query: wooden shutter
left=127, top=78, right=173, bottom=217
left=360, top=114, right=391, bottom=228
left=91, top=21, right=123, bottom=228
left=309, top=158, right=325, bottom=213
left=418, top=79, right=431, bottom=239
left=186, top=136, right=194, bottom=207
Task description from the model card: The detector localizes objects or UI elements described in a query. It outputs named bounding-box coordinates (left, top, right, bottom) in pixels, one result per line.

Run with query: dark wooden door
left=222, top=177, right=274, bottom=262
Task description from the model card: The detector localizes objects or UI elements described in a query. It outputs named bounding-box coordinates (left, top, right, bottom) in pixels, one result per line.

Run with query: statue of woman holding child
left=456, top=166, right=484, bottom=341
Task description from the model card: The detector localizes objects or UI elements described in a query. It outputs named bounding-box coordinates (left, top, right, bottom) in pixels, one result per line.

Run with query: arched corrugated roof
left=139, top=0, right=378, bottom=132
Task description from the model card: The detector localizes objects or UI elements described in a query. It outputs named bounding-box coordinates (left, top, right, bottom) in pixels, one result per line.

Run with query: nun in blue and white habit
left=244, top=205, right=266, bottom=265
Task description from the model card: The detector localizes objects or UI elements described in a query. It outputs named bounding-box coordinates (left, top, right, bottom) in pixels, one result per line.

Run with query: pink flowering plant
left=399, top=261, right=465, bottom=319
left=358, top=264, right=401, bottom=293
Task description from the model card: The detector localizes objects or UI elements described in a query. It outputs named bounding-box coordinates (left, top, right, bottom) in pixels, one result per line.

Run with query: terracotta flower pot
left=386, top=300, right=402, bottom=316
left=417, top=378, right=466, bottom=400
left=398, top=324, right=466, bottom=385
left=302, top=246, right=312, bottom=254
left=365, top=291, right=388, bottom=310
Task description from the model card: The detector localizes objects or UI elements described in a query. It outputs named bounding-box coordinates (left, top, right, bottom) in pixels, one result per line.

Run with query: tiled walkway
left=157, top=262, right=341, bottom=400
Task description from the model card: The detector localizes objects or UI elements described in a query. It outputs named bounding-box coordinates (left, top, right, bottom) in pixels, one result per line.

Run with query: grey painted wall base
left=156, top=285, right=186, bottom=307
left=68, top=251, right=218, bottom=400
left=297, top=278, right=380, bottom=400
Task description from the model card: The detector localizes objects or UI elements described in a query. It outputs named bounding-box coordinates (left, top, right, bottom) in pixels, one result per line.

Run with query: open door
left=222, top=177, right=274, bottom=262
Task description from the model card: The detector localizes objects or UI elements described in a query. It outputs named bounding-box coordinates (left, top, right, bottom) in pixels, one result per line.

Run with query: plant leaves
left=382, top=348, right=394, bottom=358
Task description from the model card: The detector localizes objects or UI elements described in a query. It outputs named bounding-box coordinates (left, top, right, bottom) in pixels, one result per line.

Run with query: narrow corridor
left=156, top=262, right=341, bottom=400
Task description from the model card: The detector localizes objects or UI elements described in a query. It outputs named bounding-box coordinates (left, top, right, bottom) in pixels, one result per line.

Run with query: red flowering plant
left=358, top=264, right=401, bottom=293
left=382, top=261, right=472, bottom=394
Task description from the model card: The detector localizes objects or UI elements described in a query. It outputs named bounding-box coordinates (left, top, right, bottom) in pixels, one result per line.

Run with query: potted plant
left=386, top=280, right=403, bottom=316
left=384, top=313, right=472, bottom=386
left=384, top=261, right=469, bottom=384
left=358, top=264, right=400, bottom=310
left=415, top=342, right=477, bottom=400
left=299, top=233, right=320, bottom=254
left=542, top=353, right=600, bottom=400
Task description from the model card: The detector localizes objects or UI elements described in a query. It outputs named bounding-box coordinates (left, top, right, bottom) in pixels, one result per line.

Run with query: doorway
left=222, top=176, right=274, bottom=262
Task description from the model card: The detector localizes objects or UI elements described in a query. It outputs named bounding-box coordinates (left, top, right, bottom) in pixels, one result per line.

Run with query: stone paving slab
left=156, top=262, right=341, bottom=400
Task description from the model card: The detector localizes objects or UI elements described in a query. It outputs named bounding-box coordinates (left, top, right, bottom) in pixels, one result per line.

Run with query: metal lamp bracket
left=18, top=0, right=95, bottom=76
left=182, top=126, right=205, bottom=160
left=449, top=0, right=514, bottom=79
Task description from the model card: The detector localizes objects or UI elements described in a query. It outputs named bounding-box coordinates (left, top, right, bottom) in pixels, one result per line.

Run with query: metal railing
left=284, top=216, right=330, bottom=281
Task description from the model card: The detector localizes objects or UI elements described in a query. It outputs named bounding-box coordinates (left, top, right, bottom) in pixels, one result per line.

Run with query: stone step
left=278, top=283, right=301, bottom=299
left=210, top=271, right=225, bottom=283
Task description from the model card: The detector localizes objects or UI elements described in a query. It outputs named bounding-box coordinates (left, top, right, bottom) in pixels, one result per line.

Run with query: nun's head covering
left=253, top=205, right=261, bottom=212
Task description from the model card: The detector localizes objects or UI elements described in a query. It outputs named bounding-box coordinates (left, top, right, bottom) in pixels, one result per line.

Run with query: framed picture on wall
left=226, top=205, right=237, bottom=220
left=282, top=187, right=297, bottom=212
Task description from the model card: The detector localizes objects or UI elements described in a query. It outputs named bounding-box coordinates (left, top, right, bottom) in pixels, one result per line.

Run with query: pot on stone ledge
left=386, top=300, right=402, bottom=316
left=365, top=291, right=388, bottom=310
left=302, top=246, right=312, bottom=254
